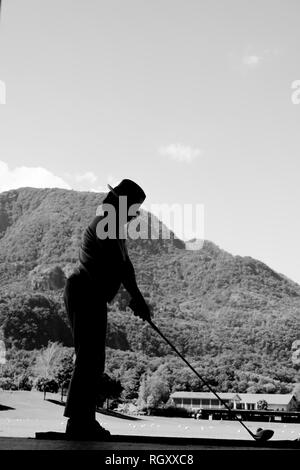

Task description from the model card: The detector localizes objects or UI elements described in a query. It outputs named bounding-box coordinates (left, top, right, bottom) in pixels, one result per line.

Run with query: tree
left=262, top=383, right=276, bottom=393
left=136, top=374, right=148, bottom=410
left=0, top=377, right=18, bottom=390
left=17, top=372, right=33, bottom=391
left=96, top=373, right=123, bottom=408
left=53, top=350, right=74, bottom=401
left=257, top=399, right=268, bottom=410
left=35, top=377, right=59, bottom=398
left=0, top=347, right=35, bottom=390
left=34, top=342, right=65, bottom=378
left=137, top=372, right=170, bottom=411
left=2, top=294, right=72, bottom=350
left=33, top=342, right=69, bottom=398
left=120, top=368, right=142, bottom=400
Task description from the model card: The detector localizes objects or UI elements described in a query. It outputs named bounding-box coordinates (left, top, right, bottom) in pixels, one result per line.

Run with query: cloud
left=62, top=172, right=120, bottom=193
left=107, top=174, right=120, bottom=188
left=229, top=47, right=280, bottom=72
left=0, top=80, right=6, bottom=105
left=0, top=160, right=71, bottom=193
left=240, top=48, right=280, bottom=70
left=73, top=171, right=98, bottom=184
left=159, top=144, right=201, bottom=163
left=63, top=170, right=98, bottom=188
left=89, top=175, right=120, bottom=193
left=0, top=162, right=122, bottom=196
left=242, top=54, right=262, bottom=68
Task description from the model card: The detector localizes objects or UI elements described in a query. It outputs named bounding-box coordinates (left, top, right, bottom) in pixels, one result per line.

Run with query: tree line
left=1, top=341, right=299, bottom=414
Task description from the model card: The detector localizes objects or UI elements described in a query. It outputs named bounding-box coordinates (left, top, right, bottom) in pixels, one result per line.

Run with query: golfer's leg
left=63, top=278, right=107, bottom=421
left=64, top=308, right=107, bottom=420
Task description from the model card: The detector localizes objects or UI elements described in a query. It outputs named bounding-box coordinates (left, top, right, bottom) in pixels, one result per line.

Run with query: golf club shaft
left=148, top=319, right=256, bottom=440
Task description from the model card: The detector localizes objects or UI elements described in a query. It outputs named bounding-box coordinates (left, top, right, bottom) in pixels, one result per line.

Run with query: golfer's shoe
left=65, top=419, right=111, bottom=441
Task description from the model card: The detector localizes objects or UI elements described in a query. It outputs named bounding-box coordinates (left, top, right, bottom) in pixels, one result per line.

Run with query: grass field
left=0, top=391, right=300, bottom=441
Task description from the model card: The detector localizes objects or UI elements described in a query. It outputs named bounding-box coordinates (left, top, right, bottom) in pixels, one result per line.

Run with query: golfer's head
left=106, top=179, right=146, bottom=223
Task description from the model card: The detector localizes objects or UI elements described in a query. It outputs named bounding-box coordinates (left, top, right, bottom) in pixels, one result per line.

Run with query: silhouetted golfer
left=63, top=179, right=150, bottom=440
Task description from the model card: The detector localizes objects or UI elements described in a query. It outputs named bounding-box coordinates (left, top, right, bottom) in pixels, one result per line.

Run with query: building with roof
left=170, top=391, right=297, bottom=412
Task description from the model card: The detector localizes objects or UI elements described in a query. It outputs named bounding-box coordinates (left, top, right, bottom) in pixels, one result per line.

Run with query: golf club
left=147, top=319, right=274, bottom=443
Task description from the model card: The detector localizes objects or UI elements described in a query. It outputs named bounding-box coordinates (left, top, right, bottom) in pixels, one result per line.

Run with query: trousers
left=63, top=269, right=107, bottom=420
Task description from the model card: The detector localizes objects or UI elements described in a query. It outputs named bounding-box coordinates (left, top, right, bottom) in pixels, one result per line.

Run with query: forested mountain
left=0, top=187, right=299, bottom=394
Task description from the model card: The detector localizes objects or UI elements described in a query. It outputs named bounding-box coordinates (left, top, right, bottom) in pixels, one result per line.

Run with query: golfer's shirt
left=79, top=216, right=130, bottom=302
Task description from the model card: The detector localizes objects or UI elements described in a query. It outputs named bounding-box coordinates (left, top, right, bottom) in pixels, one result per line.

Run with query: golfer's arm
left=122, top=257, right=143, bottom=300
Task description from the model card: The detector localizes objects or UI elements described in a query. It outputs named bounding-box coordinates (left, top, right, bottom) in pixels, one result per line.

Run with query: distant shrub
left=143, top=405, right=192, bottom=417
left=17, top=373, right=33, bottom=391
left=257, top=399, right=268, bottom=410
left=35, top=376, right=59, bottom=394
left=0, top=377, right=18, bottom=390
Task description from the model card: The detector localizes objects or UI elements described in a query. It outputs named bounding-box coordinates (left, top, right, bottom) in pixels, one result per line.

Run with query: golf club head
left=254, top=428, right=274, bottom=442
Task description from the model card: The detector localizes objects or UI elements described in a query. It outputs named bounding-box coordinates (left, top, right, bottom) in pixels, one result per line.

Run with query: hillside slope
left=0, top=187, right=299, bottom=391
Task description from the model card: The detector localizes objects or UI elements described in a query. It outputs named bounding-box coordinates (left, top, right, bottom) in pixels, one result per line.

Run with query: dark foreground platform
left=0, top=434, right=299, bottom=451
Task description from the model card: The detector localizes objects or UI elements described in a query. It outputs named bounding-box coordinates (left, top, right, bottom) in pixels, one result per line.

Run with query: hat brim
left=107, top=184, right=119, bottom=198
left=107, top=183, right=146, bottom=205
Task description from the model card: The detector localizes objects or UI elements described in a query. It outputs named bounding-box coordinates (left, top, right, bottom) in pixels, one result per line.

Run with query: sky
left=0, top=0, right=300, bottom=283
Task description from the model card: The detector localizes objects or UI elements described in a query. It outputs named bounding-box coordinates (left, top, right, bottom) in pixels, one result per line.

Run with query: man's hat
left=107, top=179, right=146, bottom=205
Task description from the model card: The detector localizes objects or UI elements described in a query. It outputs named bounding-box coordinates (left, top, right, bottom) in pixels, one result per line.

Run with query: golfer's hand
left=129, top=297, right=151, bottom=322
